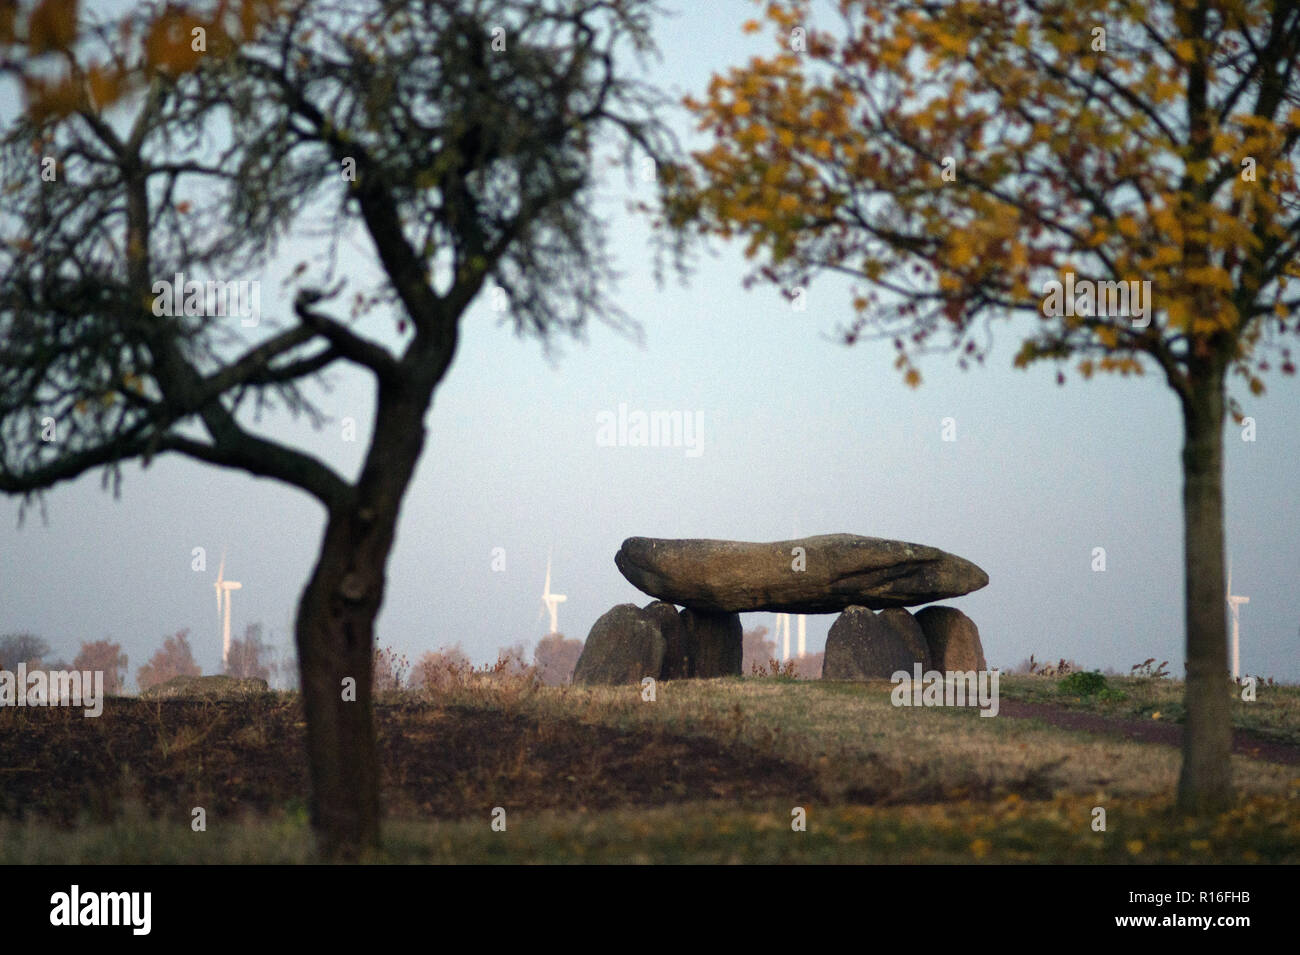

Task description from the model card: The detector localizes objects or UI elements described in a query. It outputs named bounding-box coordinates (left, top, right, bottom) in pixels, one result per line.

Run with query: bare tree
left=533, top=632, right=582, bottom=685
left=73, top=639, right=128, bottom=694
left=741, top=625, right=775, bottom=673
left=0, top=0, right=672, bottom=856
left=0, top=632, right=50, bottom=670
left=136, top=629, right=201, bottom=691
left=226, top=622, right=274, bottom=682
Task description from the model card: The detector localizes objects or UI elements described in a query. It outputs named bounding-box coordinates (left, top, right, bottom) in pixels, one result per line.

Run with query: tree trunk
left=1175, top=368, right=1233, bottom=814
left=295, top=509, right=385, bottom=859
left=294, top=384, right=434, bottom=859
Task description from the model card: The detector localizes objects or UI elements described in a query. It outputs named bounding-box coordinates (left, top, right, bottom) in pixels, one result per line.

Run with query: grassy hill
left=1, top=673, right=1296, bottom=863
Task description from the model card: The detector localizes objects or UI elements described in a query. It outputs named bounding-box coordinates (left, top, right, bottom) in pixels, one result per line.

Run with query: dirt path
left=997, top=700, right=1300, bottom=765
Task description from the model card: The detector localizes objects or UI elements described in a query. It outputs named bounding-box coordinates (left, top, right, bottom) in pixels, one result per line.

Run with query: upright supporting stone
left=645, top=601, right=692, bottom=679
left=573, top=604, right=667, bottom=686
left=915, top=605, right=986, bottom=671
left=823, top=606, right=931, bottom=680
left=680, top=608, right=742, bottom=678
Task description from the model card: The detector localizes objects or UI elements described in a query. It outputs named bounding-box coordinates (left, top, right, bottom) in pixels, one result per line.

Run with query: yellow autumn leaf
left=1211, top=131, right=1235, bottom=155
left=949, top=239, right=974, bottom=268
left=1147, top=245, right=1181, bottom=267
left=1185, top=265, right=1233, bottom=291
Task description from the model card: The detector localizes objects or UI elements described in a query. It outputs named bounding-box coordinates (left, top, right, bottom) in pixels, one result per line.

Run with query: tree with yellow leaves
left=660, top=0, right=1300, bottom=814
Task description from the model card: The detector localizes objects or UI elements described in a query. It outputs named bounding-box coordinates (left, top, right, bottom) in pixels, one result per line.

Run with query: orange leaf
left=87, top=65, right=123, bottom=109
left=28, top=0, right=77, bottom=54
left=145, top=8, right=205, bottom=75
left=24, top=74, right=80, bottom=121
left=0, top=0, right=18, bottom=45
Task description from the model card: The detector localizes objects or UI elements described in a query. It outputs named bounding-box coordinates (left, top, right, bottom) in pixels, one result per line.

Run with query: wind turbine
left=772, top=522, right=807, bottom=661
left=537, top=553, right=566, bottom=635
left=1227, top=559, right=1249, bottom=681
left=214, top=550, right=243, bottom=673
left=773, top=613, right=789, bottom=661
left=772, top=613, right=807, bottom=662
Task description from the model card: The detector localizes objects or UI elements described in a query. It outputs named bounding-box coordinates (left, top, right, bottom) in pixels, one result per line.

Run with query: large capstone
left=615, top=534, right=988, bottom=613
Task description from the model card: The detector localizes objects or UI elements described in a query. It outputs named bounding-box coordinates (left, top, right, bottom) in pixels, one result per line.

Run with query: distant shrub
left=1130, top=658, right=1170, bottom=680
left=1019, top=654, right=1083, bottom=677
left=373, top=646, right=410, bottom=693
left=1058, top=671, right=1108, bottom=696
left=413, top=645, right=472, bottom=690
left=750, top=657, right=799, bottom=679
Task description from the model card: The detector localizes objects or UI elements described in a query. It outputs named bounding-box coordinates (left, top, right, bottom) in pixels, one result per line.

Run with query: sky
left=1, top=0, right=1297, bottom=687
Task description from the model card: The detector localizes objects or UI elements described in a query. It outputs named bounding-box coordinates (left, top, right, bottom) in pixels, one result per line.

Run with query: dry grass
left=3, top=665, right=1297, bottom=863
left=387, top=673, right=1298, bottom=806
left=3, top=791, right=1296, bottom=864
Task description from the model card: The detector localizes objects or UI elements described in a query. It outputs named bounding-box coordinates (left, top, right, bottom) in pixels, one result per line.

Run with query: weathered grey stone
left=823, top=607, right=932, bottom=680
left=915, top=606, right=986, bottom=671
left=139, top=674, right=270, bottom=700
left=572, top=604, right=667, bottom=686
left=644, top=601, right=692, bottom=680
left=680, top=608, right=742, bottom=678
left=615, top=534, right=988, bottom=613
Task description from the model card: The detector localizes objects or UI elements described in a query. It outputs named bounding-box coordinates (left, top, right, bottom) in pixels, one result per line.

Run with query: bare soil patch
left=0, top=697, right=817, bottom=825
